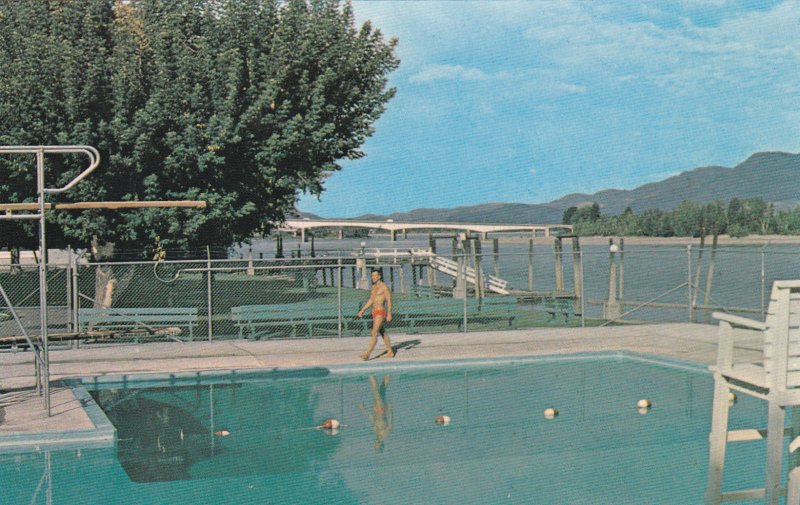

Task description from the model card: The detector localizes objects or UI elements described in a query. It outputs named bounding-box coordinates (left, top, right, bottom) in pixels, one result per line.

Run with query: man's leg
left=361, top=319, right=380, bottom=360
left=378, top=318, right=394, bottom=358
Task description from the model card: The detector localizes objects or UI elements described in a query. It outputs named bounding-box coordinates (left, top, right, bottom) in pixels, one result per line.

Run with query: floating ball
left=728, top=392, right=737, bottom=403
left=637, top=406, right=650, bottom=416
left=435, top=415, right=451, bottom=426
left=214, top=430, right=231, bottom=437
left=636, top=399, right=652, bottom=409
left=544, top=407, right=559, bottom=419
left=321, top=419, right=340, bottom=430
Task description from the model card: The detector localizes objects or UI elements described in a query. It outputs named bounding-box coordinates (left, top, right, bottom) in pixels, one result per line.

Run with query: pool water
left=1, top=355, right=773, bottom=504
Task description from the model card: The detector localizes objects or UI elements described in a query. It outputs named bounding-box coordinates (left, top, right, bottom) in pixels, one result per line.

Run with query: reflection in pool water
left=1, top=356, right=776, bottom=504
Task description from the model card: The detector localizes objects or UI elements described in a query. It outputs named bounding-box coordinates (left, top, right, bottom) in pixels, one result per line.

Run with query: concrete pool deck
left=0, top=323, right=762, bottom=449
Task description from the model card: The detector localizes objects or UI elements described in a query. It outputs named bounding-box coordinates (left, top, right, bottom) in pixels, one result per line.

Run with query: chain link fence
left=1, top=240, right=798, bottom=348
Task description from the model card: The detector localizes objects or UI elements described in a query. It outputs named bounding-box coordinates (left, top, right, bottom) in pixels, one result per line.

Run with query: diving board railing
left=0, top=145, right=101, bottom=416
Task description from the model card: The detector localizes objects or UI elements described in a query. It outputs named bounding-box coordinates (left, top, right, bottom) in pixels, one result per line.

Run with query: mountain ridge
left=338, top=151, right=800, bottom=223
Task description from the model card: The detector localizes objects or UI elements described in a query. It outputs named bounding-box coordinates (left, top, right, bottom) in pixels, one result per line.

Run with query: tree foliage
left=561, top=197, right=787, bottom=238
left=0, top=0, right=398, bottom=258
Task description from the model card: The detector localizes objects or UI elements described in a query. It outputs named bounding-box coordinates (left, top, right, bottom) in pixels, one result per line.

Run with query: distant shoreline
left=516, top=234, right=800, bottom=246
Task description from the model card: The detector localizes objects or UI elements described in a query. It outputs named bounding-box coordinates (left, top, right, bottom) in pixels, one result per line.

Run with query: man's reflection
left=360, top=375, right=392, bottom=451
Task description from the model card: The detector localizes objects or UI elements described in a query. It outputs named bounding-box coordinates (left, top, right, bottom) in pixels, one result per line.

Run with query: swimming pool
left=1, top=354, right=772, bottom=504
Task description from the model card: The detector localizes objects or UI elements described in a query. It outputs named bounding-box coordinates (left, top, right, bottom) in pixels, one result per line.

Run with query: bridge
left=280, top=218, right=572, bottom=241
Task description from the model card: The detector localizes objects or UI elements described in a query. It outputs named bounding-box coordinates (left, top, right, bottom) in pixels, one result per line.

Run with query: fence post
left=687, top=244, right=693, bottom=322
left=71, top=249, right=80, bottom=347
left=579, top=247, right=586, bottom=327
left=761, top=244, right=767, bottom=319
left=207, top=246, right=213, bottom=341
left=337, top=258, right=343, bottom=338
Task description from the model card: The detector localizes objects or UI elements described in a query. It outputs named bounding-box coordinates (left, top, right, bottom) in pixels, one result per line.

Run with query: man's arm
left=357, top=294, right=374, bottom=317
left=384, top=284, right=392, bottom=321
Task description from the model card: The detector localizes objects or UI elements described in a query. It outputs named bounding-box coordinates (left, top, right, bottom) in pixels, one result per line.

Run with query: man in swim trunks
left=356, top=269, right=394, bottom=360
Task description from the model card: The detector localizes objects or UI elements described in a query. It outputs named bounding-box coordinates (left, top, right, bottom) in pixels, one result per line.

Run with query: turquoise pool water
left=1, top=355, right=772, bottom=504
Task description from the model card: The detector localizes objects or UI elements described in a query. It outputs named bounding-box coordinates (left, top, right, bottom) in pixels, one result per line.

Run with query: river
left=232, top=234, right=800, bottom=323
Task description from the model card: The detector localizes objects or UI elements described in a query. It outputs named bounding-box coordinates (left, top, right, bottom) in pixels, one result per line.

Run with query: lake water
left=233, top=235, right=800, bottom=323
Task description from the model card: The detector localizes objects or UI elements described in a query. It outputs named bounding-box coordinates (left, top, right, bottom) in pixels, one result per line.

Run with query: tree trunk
left=91, top=236, right=136, bottom=310
left=92, top=236, right=117, bottom=308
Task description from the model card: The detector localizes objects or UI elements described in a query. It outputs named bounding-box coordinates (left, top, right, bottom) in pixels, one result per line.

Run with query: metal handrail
left=0, top=145, right=100, bottom=193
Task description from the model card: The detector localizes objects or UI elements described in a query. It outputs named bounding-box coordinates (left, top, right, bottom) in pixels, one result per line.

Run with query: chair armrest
left=712, top=312, right=766, bottom=331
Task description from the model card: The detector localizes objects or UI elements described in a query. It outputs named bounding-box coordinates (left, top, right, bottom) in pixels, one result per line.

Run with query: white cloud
left=409, top=64, right=511, bottom=83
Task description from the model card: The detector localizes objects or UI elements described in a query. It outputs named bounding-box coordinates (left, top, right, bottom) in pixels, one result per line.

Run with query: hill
left=546, top=151, right=800, bottom=215
left=350, top=151, right=800, bottom=222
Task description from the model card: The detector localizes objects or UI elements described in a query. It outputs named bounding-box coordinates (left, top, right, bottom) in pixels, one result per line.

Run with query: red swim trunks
left=371, top=309, right=387, bottom=318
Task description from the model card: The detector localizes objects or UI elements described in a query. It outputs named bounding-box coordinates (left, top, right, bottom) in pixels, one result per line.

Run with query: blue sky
left=296, top=0, right=800, bottom=218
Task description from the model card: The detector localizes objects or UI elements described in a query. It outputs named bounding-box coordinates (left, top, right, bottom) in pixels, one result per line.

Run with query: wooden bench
left=399, top=297, right=518, bottom=333
left=543, top=297, right=575, bottom=322
left=78, top=307, right=199, bottom=342
left=231, top=303, right=365, bottom=340
left=410, top=285, right=439, bottom=298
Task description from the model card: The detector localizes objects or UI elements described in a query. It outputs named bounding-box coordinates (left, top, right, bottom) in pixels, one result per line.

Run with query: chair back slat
left=764, top=284, right=800, bottom=389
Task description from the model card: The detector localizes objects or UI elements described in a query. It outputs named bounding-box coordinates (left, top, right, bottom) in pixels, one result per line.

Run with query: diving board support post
left=0, top=145, right=100, bottom=416
left=0, top=145, right=206, bottom=416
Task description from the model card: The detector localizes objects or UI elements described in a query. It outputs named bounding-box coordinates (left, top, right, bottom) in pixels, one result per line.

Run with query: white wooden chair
left=706, top=280, right=800, bottom=505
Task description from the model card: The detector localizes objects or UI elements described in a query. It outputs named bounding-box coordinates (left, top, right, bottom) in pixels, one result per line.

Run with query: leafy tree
left=637, top=209, right=671, bottom=237
left=562, top=206, right=578, bottom=225
left=671, top=200, right=703, bottom=237
left=702, top=201, right=727, bottom=236
left=0, top=0, right=399, bottom=260
left=776, top=207, right=800, bottom=234
left=726, top=197, right=745, bottom=233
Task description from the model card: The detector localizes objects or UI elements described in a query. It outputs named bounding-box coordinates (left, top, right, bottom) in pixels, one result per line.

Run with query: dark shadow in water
left=94, top=389, right=218, bottom=483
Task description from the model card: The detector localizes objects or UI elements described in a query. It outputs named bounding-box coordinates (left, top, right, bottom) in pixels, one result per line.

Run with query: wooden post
left=571, top=236, right=582, bottom=311
left=275, top=234, right=284, bottom=259
left=453, top=235, right=467, bottom=299
left=604, top=238, right=621, bottom=320
left=246, top=249, right=255, bottom=276
left=528, top=238, right=534, bottom=291
left=618, top=237, right=624, bottom=303
left=703, top=231, right=719, bottom=323
left=474, top=238, right=483, bottom=299
left=428, top=234, right=437, bottom=287
left=553, top=237, right=564, bottom=292
left=692, top=232, right=706, bottom=319
left=493, top=238, right=500, bottom=278
left=398, top=264, right=406, bottom=294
